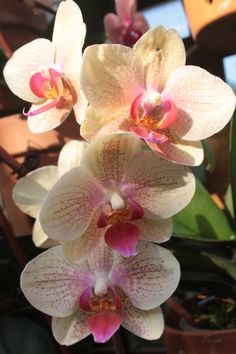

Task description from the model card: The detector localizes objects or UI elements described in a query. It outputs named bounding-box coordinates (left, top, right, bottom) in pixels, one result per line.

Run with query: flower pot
left=0, top=113, right=80, bottom=237
left=163, top=310, right=236, bottom=354
left=183, top=0, right=236, bottom=55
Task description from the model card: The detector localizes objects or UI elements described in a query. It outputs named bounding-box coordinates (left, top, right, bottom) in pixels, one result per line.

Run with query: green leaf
left=225, top=184, right=235, bottom=219
left=202, top=252, right=236, bottom=281
left=173, top=179, right=235, bottom=241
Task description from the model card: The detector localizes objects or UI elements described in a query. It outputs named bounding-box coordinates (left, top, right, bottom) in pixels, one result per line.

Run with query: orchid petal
left=119, top=290, right=164, bottom=340
left=164, top=65, right=236, bottom=140
left=24, top=99, right=59, bottom=117
left=87, top=311, right=121, bottom=343
left=134, top=26, right=185, bottom=91
left=115, top=0, right=136, bottom=24
left=105, top=222, right=139, bottom=257
left=81, top=133, right=141, bottom=184
left=103, top=13, right=123, bottom=44
left=3, top=39, right=55, bottom=102
left=39, top=166, right=104, bottom=242
left=147, top=131, right=204, bottom=166
left=81, top=44, right=144, bottom=115
left=52, top=311, right=90, bottom=345
left=80, top=106, right=131, bottom=142
left=87, top=237, right=115, bottom=274
left=133, top=12, right=149, bottom=33
left=32, top=218, right=58, bottom=249
left=20, top=246, right=92, bottom=317
left=62, top=210, right=104, bottom=263
left=12, top=166, right=59, bottom=218
left=73, top=90, right=88, bottom=124
left=58, top=140, right=88, bottom=176
left=122, top=150, right=195, bottom=218
left=112, top=241, right=180, bottom=310
left=53, top=0, right=86, bottom=85
left=135, top=214, right=173, bottom=243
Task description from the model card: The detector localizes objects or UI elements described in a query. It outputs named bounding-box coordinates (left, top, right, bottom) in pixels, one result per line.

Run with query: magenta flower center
left=122, top=24, right=142, bottom=47
left=130, top=91, right=177, bottom=144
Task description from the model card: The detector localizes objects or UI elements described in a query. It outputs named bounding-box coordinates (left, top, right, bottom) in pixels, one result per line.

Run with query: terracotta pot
left=183, top=0, right=236, bottom=54
left=0, top=113, right=80, bottom=237
left=163, top=311, right=236, bottom=354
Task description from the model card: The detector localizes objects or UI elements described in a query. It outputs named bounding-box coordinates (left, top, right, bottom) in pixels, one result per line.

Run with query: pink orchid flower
left=39, top=133, right=195, bottom=260
left=80, top=26, right=236, bottom=166
left=104, top=0, right=149, bottom=46
left=3, top=0, right=87, bottom=133
left=21, top=240, right=180, bottom=344
left=12, top=140, right=87, bottom=248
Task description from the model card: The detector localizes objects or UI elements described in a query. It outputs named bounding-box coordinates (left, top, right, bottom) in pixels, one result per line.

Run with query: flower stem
left=166, top=297, right=195, bottom=325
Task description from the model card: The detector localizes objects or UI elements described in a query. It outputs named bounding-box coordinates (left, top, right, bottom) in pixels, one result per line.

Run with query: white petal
left=135, top=213, right=173, bottom=243
left=3, top=38, right=55, bottom=102
left=58, top=140, right=88, bottom=176
left=20, top=246, right=92, bottom=317
left=32, top=218, right=58, bottom=249
left=112, top=241, right=180, bottom=310
left=12, top=166, right=59, bottom=218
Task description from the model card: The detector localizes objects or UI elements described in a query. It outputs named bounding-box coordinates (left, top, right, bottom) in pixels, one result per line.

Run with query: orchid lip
left=23, top=99, right=59, bottom=117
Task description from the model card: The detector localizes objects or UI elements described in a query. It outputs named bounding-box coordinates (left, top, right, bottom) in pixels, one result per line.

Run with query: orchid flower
left=21, top=240, right=180, bottom=344
left=80, top=26, right=236, bottom=166
left=12, top=140, right=87, bottom=248
left=104, top=0, right=149, bottom=46
left=39, top=133, right=195, bottom=259
left=3, top=0, right=87, bottom=133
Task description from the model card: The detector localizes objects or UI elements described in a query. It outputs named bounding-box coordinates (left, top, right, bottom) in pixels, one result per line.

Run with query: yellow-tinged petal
left=81, top=44, right=144, bottom=115
left=80, top=133, right=141, bottom=185
left=118, top=290, right=164, bottom=340
left=134, top=26, right=185, bottom=91
left=73, top=90, right=88, bottom=124
left=80, top=106, right=131, bottom=142
left=52, top=311, right=90, bottom=345
left=135, top=214, right=173, bottom=243
left=32, top=218, right=58, bottom=249
left=58, top=140, right=88, bottom=176
left=3, top=39, right=55, bottom=103
left=147, top=131, right=204, bottom=166
left=164, top=65, right=236, bottom=141
left=12, top=166, right=59, bottom=218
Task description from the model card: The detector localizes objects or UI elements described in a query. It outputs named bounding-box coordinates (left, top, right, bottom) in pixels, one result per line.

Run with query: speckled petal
left=134, top=26, right=185, bottom=91
left=20, top=246, right=92, bottom=317
left=164, top=65, right=236, bottom=141
left=122, top=150, right=195, bottom=218
left=135, top=213, right=172, bottom=243
left=3, top=38, right=55, bottom=102
left=12, top=166, right=59, bottom=218
left=52, top=310, right=90, bottom=345
left=40, top=166, right=104, bottom=242
left=81, top=133, right=141, bottom=184
left=111, top=241, right=180, bottom=310
left=147, top=131, right=204, bottom=166
left=119, top=290, right=164, bottom=340
left=81, top=44, right=144, bottom=115
left=87, top=237, right=116, bottom=274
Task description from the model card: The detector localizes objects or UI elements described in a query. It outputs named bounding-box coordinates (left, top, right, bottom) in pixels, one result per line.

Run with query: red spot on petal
left=104, top=222, right=139, bottom=257
left=87, top=311, right=121, bottom=343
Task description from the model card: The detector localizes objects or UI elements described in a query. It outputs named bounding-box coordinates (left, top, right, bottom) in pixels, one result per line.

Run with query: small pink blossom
left=104, top=0, right=149, bottom=46
left=39, top=133, right=195, bottom=260
left=20, top=240, right=180, bottom=344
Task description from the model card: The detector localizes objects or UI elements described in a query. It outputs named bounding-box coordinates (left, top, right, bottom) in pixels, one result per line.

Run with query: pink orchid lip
left=130, top=126, right=169, bottom=144
left=122, top=25, right=142, bottom=47
left=105, top=222, right=139, bottom=257
left=23, top=99, right=60, bottom=117
left=30, top=68, right=63, bottom=100
left=87, top=311, right=121, bottom=343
